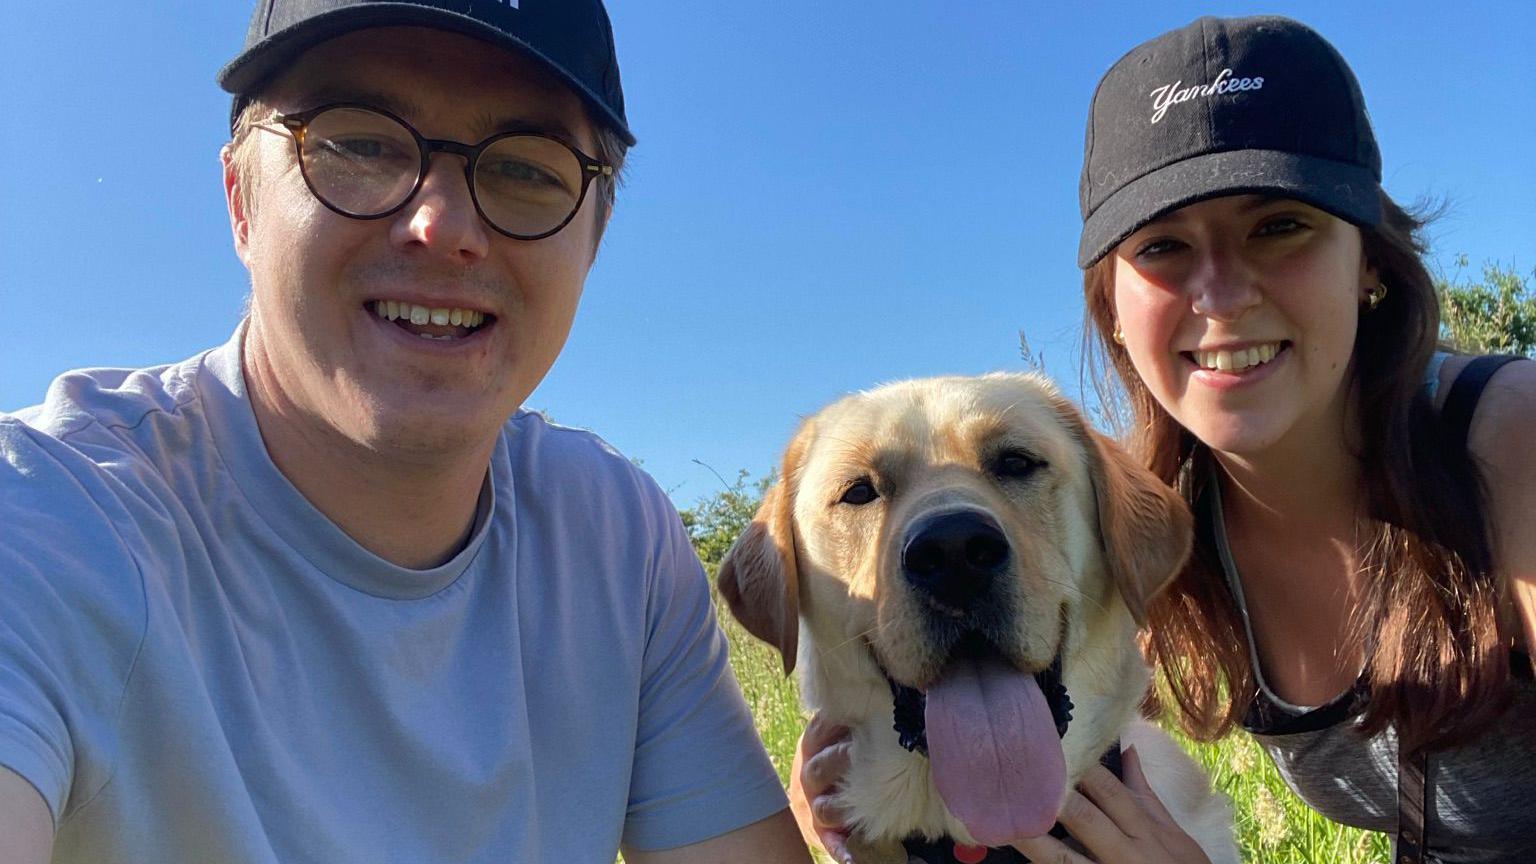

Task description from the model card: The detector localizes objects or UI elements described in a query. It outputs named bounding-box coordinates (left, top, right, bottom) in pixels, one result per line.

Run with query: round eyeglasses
left=260, top=103, right=613, bottom=241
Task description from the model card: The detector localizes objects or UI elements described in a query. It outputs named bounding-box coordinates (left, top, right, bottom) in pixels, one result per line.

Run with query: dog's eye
left=839, top=479, right=880, bottom=506
left=995, top=450, right=1044, bottom=479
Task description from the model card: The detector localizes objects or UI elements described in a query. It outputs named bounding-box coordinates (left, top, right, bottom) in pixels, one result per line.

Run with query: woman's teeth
left=1194, top=343, right=1280, bottom=372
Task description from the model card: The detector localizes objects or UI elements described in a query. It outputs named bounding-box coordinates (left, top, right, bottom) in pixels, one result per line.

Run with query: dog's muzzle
left=902, top=509, right=1010, bottom=614
left=886, top=654, right=1073, bottom=756
left=892, top=507, right=1072, bottom=750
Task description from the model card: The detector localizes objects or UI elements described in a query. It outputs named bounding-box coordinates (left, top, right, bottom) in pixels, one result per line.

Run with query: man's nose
left=390, top=155, right=490, bottom=263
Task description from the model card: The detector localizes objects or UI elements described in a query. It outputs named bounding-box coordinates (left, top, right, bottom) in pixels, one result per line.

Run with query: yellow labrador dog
left=719, top=373, right=1236, bottom=863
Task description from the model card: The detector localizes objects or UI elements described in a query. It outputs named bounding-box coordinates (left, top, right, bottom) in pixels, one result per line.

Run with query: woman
left=796, top=16, right=1536, bottom=864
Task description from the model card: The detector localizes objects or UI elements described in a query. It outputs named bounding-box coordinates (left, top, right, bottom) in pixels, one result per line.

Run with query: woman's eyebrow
left=1143, top=194, right=1285, bottom=228
left=1236, top=194, right=1285, bottom=212
left=1141, top=210, right=1187, bottom=229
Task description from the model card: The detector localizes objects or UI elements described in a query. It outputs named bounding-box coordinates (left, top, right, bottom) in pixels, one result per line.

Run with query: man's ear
left=588, top=203, right=612, bottom=265
left=1082, top=426, right=1192, bottom=627
left=221, top=143, right=252, bottom=267
left=717, top=422, right=811, bottom=675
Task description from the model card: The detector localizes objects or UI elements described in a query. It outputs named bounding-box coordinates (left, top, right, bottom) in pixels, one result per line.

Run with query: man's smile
left=368, top=299, right=496, bottom=341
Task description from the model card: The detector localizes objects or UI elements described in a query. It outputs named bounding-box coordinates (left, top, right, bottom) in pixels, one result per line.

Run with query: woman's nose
left=1188, top=245, right=1261, bottom=321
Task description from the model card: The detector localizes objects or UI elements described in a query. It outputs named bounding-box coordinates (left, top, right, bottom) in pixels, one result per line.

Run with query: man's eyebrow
left=282, top=89, right=581, bottom=145
left=291, top=87, right=426, bottom=121
left=468, top=108, right=580, bottom=144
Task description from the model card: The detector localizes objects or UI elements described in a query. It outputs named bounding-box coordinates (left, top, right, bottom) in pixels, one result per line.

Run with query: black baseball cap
left=218, top=0, right=635, bottom=146
left=1078, top=16, right=1380, bottom=267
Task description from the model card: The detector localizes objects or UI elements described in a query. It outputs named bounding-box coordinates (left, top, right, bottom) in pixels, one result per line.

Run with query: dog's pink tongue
left=925, top=654, right=1066, bottom=847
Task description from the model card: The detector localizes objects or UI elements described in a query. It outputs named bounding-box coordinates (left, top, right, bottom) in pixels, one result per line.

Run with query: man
left=0, top=2, right=808, bottom=861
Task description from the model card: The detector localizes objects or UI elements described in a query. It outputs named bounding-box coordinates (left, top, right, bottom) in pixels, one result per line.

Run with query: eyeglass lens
left=298, top=106, right=590, bottom=238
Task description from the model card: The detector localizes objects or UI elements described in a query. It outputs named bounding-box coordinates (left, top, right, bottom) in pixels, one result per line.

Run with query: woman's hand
left=1009, top=747, right=1212, bottom=864
left=790, top=714, right=855, bottom=863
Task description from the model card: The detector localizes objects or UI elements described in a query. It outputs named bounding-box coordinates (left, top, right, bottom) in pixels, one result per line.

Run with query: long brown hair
left=1084, top=193, right=1513, bottom=754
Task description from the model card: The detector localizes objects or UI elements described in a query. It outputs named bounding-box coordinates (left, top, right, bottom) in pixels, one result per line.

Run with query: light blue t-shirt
left=0, top=327, right=787, bottom=863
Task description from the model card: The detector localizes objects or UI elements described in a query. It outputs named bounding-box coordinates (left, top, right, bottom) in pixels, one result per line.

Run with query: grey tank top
left=1209, top=363, right=1536, bottom=862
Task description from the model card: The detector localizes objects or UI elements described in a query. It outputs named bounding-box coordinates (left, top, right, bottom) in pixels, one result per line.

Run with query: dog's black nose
left=901, top=510, right=1010, bottom=611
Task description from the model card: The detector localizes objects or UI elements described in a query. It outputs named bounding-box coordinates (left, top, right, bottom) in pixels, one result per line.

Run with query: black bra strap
left=1441, top=355, right=1522, bottom=451
left=1397, top=747, right=1430, bottom=864
left=1396, top=354, right=1523, bottom=861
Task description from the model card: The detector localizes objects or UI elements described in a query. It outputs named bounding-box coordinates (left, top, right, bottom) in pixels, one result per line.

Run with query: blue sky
left=3, top=1, right=1532, bottom=505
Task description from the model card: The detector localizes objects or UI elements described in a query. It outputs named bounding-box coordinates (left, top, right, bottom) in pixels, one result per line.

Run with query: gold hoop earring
left=1366, top=281, right=1388, bottom=310
left=1112, top=325, right=1125, bottom=345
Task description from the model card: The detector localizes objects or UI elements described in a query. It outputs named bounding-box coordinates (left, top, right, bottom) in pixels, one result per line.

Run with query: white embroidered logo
left=1148, top=68, right=1264, bottom=124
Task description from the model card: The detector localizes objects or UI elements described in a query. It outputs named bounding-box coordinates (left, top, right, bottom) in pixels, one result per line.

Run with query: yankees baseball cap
left=218, top=0, right=635, bottom=146
left=1078, top=16, right=1381, bottom=267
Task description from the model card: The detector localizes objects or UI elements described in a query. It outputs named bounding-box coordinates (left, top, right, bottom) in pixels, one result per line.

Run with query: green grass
left=715, top=602, right=1391, bottom=864
left=1170, top=727, right=1390, bottom=863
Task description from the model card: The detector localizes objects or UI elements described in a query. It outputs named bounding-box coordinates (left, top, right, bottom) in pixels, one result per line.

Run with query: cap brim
left=217, top=3, right=635, bottom=146
left=1078, top=149, right=1380, bottom=268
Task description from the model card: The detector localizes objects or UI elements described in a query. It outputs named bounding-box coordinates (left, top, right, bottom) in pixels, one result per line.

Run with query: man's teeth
left=1195, top=343, right=1280, bottom=372
left=372, top=301, right=486, bottom=328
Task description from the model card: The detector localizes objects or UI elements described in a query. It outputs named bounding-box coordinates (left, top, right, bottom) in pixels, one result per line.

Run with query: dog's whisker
left=821, top=624, right=884, bottom=657
left=1034, top=574, right=1110, bottom=614
left=853, top=688, right=885, bottom=719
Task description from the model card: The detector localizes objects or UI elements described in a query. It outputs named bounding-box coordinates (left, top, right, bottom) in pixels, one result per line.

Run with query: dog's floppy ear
left=718, top=423, right=811, bottom=674
left=1081, top=425, right=1192, bottom=627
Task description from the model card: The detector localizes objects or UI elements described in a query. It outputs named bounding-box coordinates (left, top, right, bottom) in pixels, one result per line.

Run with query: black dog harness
left=882, top=658, right=1124, bottom=864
